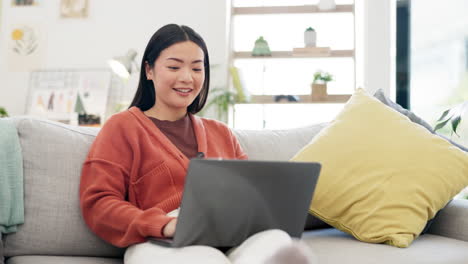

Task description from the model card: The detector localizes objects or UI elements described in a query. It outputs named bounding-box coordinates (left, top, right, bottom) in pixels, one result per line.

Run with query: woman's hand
left=162, top=218, right=177, bottom=238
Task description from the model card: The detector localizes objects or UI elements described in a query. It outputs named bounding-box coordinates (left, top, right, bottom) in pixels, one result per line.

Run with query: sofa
left=2, top=116, right=468, bottom=264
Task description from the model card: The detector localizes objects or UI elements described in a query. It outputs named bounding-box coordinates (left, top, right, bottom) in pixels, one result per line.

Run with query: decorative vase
left=311, top=83, right=328, bottom=100
left=304, top=27, right=316, bottom=47
left=318, top=0, right=336, bottom=11
left=252, top=36, right=272, bottom=56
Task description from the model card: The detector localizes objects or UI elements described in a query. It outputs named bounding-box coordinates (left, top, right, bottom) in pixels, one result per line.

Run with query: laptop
left=149, top=159, right=321, bottom=248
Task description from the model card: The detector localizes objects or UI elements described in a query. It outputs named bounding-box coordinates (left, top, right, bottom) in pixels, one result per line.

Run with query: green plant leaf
left=202, top=87, right=237, bottom=121
left=437, top=109, right=451, bottom=122
left=313, top=70, right=333, bottom=84
left=434, top=118, right=451, bottom=132
left=0, top=107, right=9, bottom=117
left=313, top=72, right=321, bottom=83
left=451, top=115, right=462, bottom=137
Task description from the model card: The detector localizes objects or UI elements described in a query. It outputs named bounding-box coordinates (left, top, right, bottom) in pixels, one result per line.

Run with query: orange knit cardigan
left=80, top=107, right=247, bottom=247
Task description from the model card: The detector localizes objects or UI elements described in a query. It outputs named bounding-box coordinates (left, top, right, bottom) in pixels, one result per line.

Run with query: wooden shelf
left=233, top=5, right=354, bottom=15
left=237, top=94, right=351, bottom=104
left=234, top=50, right=354, bottom=59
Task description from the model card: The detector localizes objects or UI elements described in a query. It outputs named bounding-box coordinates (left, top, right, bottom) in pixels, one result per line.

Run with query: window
left=407, top=0, right=468, bottom=146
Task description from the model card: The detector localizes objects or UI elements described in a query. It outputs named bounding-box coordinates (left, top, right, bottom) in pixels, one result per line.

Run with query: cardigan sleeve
left=79, top=115, right=174, bottom=248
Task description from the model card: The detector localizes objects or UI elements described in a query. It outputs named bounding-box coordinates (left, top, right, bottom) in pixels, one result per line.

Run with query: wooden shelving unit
left=233, top=5, right=354, bottom=15
left=238, top=94, right=352, bottom=104
left=230, top=3, right=356, bottom=128
left=234, top=50, right=354, bottom=59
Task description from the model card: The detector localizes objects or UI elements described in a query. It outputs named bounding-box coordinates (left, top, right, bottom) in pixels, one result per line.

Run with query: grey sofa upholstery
left=2, top=117, right=468, bottom=264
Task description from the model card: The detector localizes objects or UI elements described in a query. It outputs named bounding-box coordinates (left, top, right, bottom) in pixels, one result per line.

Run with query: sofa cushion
left=3, top=118, right=124, bottom=258
left=233, top=123, right=327, bottom=161
left=302, top=228, right=468, bottom=264
left=6, top=256, right=122, bottom=264
left=429, top=199, right=468, bottom=242
left=291, top=88, right=468, bottom=247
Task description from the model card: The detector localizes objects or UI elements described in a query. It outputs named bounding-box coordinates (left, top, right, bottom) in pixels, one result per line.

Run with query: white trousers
left=124, top=229, right=295, bottom=264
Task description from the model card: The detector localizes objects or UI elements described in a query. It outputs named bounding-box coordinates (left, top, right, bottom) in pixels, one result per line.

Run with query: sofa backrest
left=233, top=123, right=327, bottom=161
left=3, top=117, right=325, bottom=258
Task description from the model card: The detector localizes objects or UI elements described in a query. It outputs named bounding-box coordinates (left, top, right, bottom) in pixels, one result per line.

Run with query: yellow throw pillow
left=291, top=88, right=468, bottom=248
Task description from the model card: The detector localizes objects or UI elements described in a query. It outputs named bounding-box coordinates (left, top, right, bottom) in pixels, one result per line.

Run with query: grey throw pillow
left=373, top=89, right=468, bottom=152
left=439, top=134, right=468, bottom=152
left=374, top=89, right=434, bottom=132
left=304, top=214, right=330, bottom=231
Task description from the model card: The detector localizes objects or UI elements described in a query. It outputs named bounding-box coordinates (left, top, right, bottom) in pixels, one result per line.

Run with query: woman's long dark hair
left=129, top=24, right=210, bottom=114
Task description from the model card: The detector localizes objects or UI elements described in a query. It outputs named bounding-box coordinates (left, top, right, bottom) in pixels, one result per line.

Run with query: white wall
left=362, top=0, right=395, bottom=98
left=1, top=0, right=396, bottom=117
left=0, top=0, right=229, bottom=116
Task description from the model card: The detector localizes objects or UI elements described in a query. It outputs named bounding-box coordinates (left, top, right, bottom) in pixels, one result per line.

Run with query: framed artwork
left=11, top=0, right=41, bottom=6
left=8, top=23, right=44, bottom=71
left=27, top=69, right=113, bottom=124
left=60, top=0, right=88, bottom=18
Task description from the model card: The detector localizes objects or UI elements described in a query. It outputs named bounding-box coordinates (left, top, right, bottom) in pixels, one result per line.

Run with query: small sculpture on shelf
left=252, top=36, right=272, bottom=56
left=318, top=0, right=336, bottom=11
left=78, top=113, right=101, bottom=126
left=311, top=70, right=333, bottom=100
left=304, top=27, right=316, bottom=47
left=274, top=95, right=300, bottom=103
left=293, top=27, right=330, bottom=56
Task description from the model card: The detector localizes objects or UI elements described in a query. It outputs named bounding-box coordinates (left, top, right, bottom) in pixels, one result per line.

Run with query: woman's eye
left=193, top=68, right=202, bottom=72
left=168, top=66, right=179, bottom=70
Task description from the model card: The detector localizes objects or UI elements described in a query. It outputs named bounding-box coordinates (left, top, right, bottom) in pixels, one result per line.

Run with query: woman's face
left=146, top=41, right=205, bottom=118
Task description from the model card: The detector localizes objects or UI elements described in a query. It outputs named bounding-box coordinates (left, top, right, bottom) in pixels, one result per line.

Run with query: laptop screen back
left=172, top=159, right=321, bottom=248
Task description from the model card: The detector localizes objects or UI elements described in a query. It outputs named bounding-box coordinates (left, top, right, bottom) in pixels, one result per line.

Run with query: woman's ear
left=145, top=61, right=153, bottom=80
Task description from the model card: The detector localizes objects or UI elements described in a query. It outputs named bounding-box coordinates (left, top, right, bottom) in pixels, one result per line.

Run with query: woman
left=80, top=24, right=314, bottom=264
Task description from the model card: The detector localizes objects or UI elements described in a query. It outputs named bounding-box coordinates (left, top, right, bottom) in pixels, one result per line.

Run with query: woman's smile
left=173, top=88, right=193, bottom=96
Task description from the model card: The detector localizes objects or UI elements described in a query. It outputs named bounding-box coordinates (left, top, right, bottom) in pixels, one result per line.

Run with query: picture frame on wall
left=11, top=0, right=41, bottom=6
left=8, top=23, right=45, bottom=72
left=60, top=0, right=88, bottom=18
left=27, top=69, right=112, bottom=125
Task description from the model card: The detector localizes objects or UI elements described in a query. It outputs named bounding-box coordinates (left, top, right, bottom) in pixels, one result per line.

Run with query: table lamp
left=108, top=49, right=140, bottom=79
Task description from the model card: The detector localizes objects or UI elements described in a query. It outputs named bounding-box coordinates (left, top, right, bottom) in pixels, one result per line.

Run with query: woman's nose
left=178, top=68, right=193, bottom=83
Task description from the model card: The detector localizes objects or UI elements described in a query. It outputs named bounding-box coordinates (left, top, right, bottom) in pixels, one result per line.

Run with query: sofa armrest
left=428, top=199, right=468, bottom=241
left=1, top=233, right=4, bottom=264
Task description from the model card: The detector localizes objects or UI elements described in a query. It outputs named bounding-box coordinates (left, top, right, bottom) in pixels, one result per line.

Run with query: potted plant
left=200, top=85, right=250, bottom=123
left=0, top=106, right=9, bottom=118
left=199, top=66, right=250, bottom=123
left=434, top=101, right=468, bottom=137
left=311, top=70, right=333, bottom=100
left=202, top=87, right=237, bottom=123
